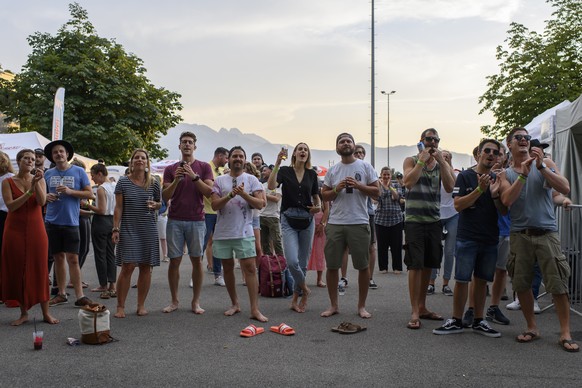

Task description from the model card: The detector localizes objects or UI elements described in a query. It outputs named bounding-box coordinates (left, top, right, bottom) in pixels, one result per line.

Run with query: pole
left=370, top=0, right=375, bottom=168
left=381, top=90, right=396, bottom=167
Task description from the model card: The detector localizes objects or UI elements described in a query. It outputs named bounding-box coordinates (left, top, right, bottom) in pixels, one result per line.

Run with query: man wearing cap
left=499, top=127, right=578, bottom=352
left=44, top=140, right=94, bottom=307
left=34, top=148, right=47, bottom=171
left=321, top=133, right=379, bottom=319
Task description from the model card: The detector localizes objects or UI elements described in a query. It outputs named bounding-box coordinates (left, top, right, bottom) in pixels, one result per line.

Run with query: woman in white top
left=0, top=151, right=15, bottom=302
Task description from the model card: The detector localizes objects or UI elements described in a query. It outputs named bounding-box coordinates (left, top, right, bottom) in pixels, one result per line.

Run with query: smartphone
left=281, top=146, right=288, bottom=160
left=417, top=142, right=425, bottom=152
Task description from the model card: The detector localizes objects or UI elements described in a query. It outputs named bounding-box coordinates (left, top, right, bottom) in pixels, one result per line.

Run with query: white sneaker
left=506, top=299, right=521, bottom=310
left=214, top=276, right=226, bottom=287
left=189, top=279, right=193, bottom=288
left=533, top=299, right=541, bottom=314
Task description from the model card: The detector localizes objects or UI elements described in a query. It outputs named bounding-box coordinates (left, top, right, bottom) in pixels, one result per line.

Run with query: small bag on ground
left=259, top=254, right=288, bottom=297
left=78, top=303, right=114, bottom=345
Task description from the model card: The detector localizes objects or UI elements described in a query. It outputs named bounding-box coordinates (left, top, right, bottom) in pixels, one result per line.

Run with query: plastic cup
left=33, top=331, right=44, bottom=350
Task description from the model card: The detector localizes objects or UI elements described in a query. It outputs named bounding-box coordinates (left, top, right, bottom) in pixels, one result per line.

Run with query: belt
left=518, top=228, right=552, bottom=236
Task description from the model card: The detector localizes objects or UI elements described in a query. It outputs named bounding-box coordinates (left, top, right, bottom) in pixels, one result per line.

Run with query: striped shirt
left=405, top=156, right=441, bottom=223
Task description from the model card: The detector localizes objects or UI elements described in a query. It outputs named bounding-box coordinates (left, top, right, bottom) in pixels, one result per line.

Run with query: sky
left=0, top=0, right=554, bottom=157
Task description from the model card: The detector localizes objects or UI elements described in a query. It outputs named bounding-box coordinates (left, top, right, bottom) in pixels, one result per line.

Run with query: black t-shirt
left=453, top=169, right=498, bottom=244
left=276, top=166, right=319, bottom=212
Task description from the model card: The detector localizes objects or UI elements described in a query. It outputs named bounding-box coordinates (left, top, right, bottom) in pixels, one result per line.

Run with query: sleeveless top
left=405, top=156, right=441, bottom=223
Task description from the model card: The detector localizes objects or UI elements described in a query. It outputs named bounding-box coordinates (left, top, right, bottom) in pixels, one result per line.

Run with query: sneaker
left=340, top=277, right=348, bottom=288
left=462, top=308, right=474, bottom=328
left=427, top=284, right=435, bottom=295
left=506, top=299, right=521, bottom=310
left=442, top=285, right=453, bottom=296
left=432, top=318, right=464, bottom=335
left=338, top=279, right=346, bottom=296
left=472, top=319, right=501, bottom=338
left=74, top=296, right=92, bottom=307
left=189, top=279, right=194, bottom=288
left=214, top=276, right=226, bottom=287
left=534, top=299, right=541, bottom=314
left=49, top=294, right=68, bottom=307
left=369, top=279, right=378, bottom=289
left=486, top=306, right=510, bottom=325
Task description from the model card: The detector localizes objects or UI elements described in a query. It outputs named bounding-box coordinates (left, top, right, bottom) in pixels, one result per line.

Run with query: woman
left=307, top=190, right=329, bottom=287
left=0, top=151, right=14, bottom=291
left=0, top=149, right=59, bottom=325
left=268, top=143, right=321, bottom=313
left=375, top=167, right=404, bottom=274
left=112, top=149, right=161, bottom=318
left=87, top=163, right=117, bottom=299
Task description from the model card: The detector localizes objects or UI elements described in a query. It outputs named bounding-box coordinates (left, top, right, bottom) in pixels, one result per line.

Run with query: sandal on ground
left=515, top=331, right=540, bottom=343
left=338, top=322, right=367, bottom=334
left=331, top=322, right=351, bottom=332
left=270, top=323, right=295, bottom=336
left=240, top=324, right=264, bottom=338
left=559, top=338, right=580, bottom=353
left=407, top=319, right=421, bottom=330
left=91, top=287, right=107, bottom=292
left=419, top=312, right=444, bottom=321
left=108, top=290, right=117, bottom=298
left=99, top=291, right=111, bottom=299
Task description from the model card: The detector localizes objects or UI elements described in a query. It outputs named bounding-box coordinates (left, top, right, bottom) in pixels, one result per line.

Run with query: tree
left=0, top=3, right=182, bottom=163
left=479, top=0, right=582, bottom=140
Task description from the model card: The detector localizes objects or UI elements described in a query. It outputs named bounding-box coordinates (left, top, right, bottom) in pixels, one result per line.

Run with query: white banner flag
left=51, top=87, right=65, bottom=141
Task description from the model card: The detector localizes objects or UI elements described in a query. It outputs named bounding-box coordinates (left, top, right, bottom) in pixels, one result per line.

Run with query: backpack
left=259, top=254, right=287, bottom=297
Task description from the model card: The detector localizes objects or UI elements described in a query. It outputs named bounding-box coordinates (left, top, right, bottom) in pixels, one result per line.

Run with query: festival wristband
left=517, top=174, right=527, bottom=183
left=228, top=191, right=234, bottom=199
left=416, top=160, right=425, bottom=166
left=476, top=186, right=484, bottom=194
left=333, top=186, right=338, bottom=194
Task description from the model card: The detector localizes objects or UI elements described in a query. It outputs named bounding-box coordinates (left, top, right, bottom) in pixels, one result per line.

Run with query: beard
left=337, top=147, right=354, bottom=157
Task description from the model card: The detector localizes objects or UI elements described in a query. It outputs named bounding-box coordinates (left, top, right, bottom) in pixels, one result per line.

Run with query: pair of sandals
left=331, top=321, right=367, bottom=334
left=240, top=323, right=296, bottom=337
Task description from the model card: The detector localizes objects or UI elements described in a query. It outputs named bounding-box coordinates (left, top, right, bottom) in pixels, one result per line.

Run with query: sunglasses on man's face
left=482, top=148, right=500, bottom=156
left=513, top=134, right=531, bottom=142
left=423, top=136, right=440, bottom=143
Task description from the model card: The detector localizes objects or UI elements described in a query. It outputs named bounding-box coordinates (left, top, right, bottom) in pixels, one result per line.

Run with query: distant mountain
left=158, top=123, right=474, bottom=173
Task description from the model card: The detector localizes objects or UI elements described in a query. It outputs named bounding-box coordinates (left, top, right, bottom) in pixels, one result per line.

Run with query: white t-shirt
left=212, top=173, right=264, bottom=240
left=260, top=182, right=282, bottom=218
left=324, top=159, right=378, bottom=225
left=440, top=171, right=458, bottom=220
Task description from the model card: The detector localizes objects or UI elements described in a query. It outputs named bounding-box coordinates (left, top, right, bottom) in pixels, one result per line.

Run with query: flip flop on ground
left=240, top=324, right=264, bottom=338
left=419, top=312, right=444, bottom=321
left=338, top=322, right=367, bottom=334
left=515, top=331, right=540, bottom=343
left=559, top=338, right=580, bottom=353
left=270, top=323, right=295, bottom=336
left=407, top=319, right=421, bottom=330
left=331, top=322, right=351, bottom=333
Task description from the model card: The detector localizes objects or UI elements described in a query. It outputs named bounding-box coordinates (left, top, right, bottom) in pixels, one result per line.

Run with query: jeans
left=203, top=214, right=222, bottom=276
left=431, top=214, right=458, bottom=281
left=281, top=214, right=315, bottom=293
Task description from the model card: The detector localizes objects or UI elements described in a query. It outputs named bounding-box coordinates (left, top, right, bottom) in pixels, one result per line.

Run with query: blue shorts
left=166, top=219, right=206, bottom=259
left=213, top=238, right=256, bottom=259
left=454, top=239, right=498, bottom=283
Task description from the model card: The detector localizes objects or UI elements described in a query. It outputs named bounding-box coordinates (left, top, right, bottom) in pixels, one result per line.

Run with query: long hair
left=290, top=142, right=312, bottom=170
left=244, top=162, right=260, bottom=178
left=0, top=151, right=15, bottom=175
left=129, top=148, right=153, bottom=190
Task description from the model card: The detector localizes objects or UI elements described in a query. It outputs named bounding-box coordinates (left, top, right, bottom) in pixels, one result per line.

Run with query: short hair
left=214, top=147, right=229, bottom=157
left=420, top=128, right=438, bottom=139
left=354, top=144, right=366, bottom=155
left=179, top=131, right=197, bottom=143
left=506, top=127, right=528, bottom=143
left=336, top=132, right=354, bottom=145
left=16, top=149, right=35, bottom=163
left=251, top=152, right=263, bottom=161
left=380, top=166, right=392, bottom=174
left=478, top=138, right=501, bottom=153
left=229, top=146, right=246, bottom=159
left=90, top=163, right=108, bottom=176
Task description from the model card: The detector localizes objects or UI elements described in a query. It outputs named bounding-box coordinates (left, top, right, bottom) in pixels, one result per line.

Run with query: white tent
left=0, top=131, right=97, bottom=171
left=555, top=94, right=582, bottom=204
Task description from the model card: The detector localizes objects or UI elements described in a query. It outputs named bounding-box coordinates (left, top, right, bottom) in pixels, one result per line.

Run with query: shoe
left=189, top=279, right=193, bottom=288
left=486, top=306, right=510, bottom=325
left=501, top=288, right=509, bottom=301
left=427, top=284, right=435, bottom=295
left=506, top=299, right=521, bottom=310
left=338, top=281, right=346, bottom=296
left=442, top=285, right=453, bottom=296
left=534, top=299, right=541, bottom=314
left=74, top=296, right=92, bottom=307
left=472, top=319, right=501, bottom=338
left=49, top=294, right=68, bottom=307
left=99, top=291, right=111, bottom=299
left=340, top=277, right=348, bottom=288
left=162, top=256, right=169, bottom=263
left=462, top=308, right=474, bottom=328
left=432, top=318, right=463, bottom=335
left=214, top=276, right=226, bottom=287
left=108, top=290, right=117, bottom=298
left=369, top=279, right=378, bottom=289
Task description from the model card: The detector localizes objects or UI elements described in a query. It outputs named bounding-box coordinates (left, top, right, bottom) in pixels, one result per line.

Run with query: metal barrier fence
left=557, top=204, right=582, bottom=316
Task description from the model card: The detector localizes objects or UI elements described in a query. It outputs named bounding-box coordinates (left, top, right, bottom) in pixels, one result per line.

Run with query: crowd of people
left=0, top=126, right=578, bottom=352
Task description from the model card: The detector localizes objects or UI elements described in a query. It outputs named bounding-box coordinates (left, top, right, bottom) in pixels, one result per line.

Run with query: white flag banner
left=51, top=87, right=65, bottom=141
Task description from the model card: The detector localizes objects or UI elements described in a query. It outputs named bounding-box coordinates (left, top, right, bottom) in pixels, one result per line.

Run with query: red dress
left=0, top=178, right=49, bottom=310
left=307, top=212, right=326, bottom=271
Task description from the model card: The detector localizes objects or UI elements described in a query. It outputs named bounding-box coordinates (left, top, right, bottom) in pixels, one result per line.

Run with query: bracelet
left=416, top=160, right=425, bottom=166
left=112, top=227, right=120, bottom=233
left=228, top=191, right=234, bottom=199
left=26, top=190, right=33, bottom=196
left=476, top=186, right=484, bottom=194
left=333, top=186, right=338, bottom=194
left=517, top=174, right=527, bottom=183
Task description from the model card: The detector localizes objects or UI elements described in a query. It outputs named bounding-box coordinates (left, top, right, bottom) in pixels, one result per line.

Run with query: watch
left=537, top=162, right=547, bottom=170
left=192, top=175, right=200, bottom=182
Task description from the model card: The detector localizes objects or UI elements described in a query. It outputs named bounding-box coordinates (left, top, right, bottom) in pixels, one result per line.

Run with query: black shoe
left=462, top=308, right=474, bottom=328
left=486, top=306, right=510, bottom=325
left=427, top=285, right=435, bottom=295
left=472, top=320, right=501, bottom=338
left=433, top=319, right=463, bottom=335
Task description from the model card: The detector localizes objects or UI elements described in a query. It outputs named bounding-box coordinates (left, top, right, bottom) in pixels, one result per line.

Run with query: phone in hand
left=417, top=142, right=425, bottom=152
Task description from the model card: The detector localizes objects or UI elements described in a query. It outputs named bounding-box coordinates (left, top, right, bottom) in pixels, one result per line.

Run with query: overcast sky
left=1, top=0, right=554, bottom=156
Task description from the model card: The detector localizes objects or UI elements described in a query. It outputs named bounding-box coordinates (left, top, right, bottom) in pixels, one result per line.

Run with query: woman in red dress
left=0, top=149, right=59, bottom=326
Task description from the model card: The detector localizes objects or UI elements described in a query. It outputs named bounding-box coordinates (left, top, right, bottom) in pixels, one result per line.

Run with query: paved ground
left=1, top=250, right=581, bottom=387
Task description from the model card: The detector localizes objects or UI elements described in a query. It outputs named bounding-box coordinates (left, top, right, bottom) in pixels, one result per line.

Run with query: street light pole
left=381, top=90, right=396, bottom=166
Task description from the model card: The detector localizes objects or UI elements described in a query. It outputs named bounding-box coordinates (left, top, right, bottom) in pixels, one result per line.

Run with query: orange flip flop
left=240, top=324, right=265, bottom=338
left=270, top=323, right=295, bottom=336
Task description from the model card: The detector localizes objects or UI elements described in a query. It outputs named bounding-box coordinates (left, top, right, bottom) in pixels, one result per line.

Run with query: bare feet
left=299, top=288, right=311, bottom=311
left=192, top=302, right=205, bottom=314
left=10, top=314, right=29, bottom=326
left=250, top=311, right=268, bottom=322
left=358, top=307, right=372, bottom=319
left=114, top=307, right=126, bottom=318
left=137, top=307, right=148, bottom=316
left=290, top=303, right=305, bottom=313
left=43, top=314, right=60, bottom=324
left=162, top=303, right=179, bottom=313
left=224, top=305, right=241, bottom=316
left=317, top=281, right=327, bottom=288
left=321, top=307, right=339, bottom=317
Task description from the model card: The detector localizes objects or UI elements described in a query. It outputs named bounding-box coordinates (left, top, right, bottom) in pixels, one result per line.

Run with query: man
left=259, top=164, right=283, bottom=256
left=402, top=128, right=455, bottom=329
left=162, top=131, right=213, bottom=314
left=44, top=140, right=94, bottom=307
left=260, top=164, right=273, bottom=184
left=321, top=133, right=379, bottom=319
left=433, top=139, right=507, bottom=337
left=499, top=127, right=578, bottom=352
left=211, top=146, right=267, bottom=322
left=203, top=147, right=229, bottom=287
left=34, top=148, right=46, bottom=171
left=251, top=152, right=265, bottom=172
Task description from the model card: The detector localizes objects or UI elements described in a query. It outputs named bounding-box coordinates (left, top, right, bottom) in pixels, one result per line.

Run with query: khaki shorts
left=507, top=232, right=570, bottom=294
left=324, top=224, right=370, bottom=270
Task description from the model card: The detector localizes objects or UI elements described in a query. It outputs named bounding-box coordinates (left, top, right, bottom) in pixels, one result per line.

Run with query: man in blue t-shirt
left=44, top=140, right=94, bottom=307
left=433, top=139, right=507, bottom=338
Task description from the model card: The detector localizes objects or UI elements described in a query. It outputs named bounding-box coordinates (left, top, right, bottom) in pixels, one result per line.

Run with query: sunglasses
left=513, top=134, right=531, bottom=142
left=232, top=177, right=238, bottom=189
left=423, top=136, right=440, bottom=143
left=482, top=148, right=500, bottom=156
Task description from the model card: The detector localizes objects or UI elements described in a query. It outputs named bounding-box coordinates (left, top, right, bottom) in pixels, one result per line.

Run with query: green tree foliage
left=0, top=3, right=182, bottom=163
left=479, top=0, right=582, bottom=140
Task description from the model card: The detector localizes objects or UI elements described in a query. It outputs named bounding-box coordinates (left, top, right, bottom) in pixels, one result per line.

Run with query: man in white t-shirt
left=211, top=146, right=268, bottom=322
left=321, top=133, right=379, bottom=319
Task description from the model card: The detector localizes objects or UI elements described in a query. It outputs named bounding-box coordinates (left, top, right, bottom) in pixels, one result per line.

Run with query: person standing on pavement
left=321, top=133, right=379, bottom=319
left=211, top=146, right=267, bottom=322
left=375, top=167, right=404, bottom=274
left=259, top=164, right=283, bottom=256
left=162, top=132, right=213, bottom=314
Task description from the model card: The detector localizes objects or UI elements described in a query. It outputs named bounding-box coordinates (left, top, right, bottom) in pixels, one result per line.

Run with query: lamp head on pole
left=381, top=90, right=396, bottom=96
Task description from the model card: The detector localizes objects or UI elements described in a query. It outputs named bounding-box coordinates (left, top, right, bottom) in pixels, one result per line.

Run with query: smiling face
left=252, top=155, right=263, bottom=168
left=478, top=142, right=500, bottom=169
left=229, top=149, right=246, bottom=172
left=131, top=150, right=149, bottom=172
left=508, top=129, right=530, bottom=155
left=381, top=169, right=391, bottom=182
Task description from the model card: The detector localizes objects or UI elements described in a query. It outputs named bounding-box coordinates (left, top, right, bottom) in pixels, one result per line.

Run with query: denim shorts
left=454, top=239, right=498, bottom=283
left=213, top=237, right=256, bottom=259
left=166, top=219, right=205, bottom=258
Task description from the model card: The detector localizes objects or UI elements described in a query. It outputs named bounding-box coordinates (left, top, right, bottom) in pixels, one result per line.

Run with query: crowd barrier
left=558, top=204, right=582, bottom=316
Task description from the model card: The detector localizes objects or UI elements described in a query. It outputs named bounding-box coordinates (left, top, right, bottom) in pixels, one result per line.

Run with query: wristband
left=228, top=191, right=234, bottom=199
left=333, top=186, right=338, bottom=194
left=26, top=190, right=33, bottom=196
left=416, top=160, right=425, bottom=166
left=112, top=227, right=120, bottom=233
left=476, top=186, right=484, bottom=194
left=273, top=166, right=279, bottom=174
left=191, top=175, right=200, bottom=182
left=517, top=174, right=527, bottom=183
